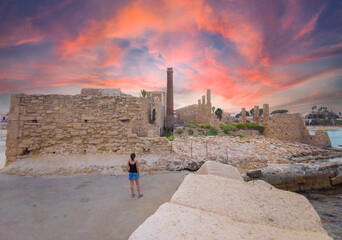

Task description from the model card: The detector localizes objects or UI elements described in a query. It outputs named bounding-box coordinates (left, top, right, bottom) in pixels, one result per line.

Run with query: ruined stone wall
left=175, top=104, right=198, bottom=122
left=6, top=93, right=170, bottom=166
left=264, top=113, right=331, bottom=147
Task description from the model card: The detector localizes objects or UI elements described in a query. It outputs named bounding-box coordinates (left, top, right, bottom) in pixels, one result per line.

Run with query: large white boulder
left=170, top=174, right=326, bottom=233
left=129, top=202, right=331, bottom=240
left=196, top=161, right=243, bottom=181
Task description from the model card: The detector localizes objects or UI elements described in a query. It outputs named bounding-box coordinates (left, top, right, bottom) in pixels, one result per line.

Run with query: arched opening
left=152, top=109, right=156, bottom=123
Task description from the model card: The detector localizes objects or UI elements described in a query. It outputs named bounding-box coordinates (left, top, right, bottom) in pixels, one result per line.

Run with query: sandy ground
left=0, top=171, right=188, bottom=240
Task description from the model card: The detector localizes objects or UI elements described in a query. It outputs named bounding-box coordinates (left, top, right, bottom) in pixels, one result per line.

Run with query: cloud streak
left=0, top=0, right=341, bottom=112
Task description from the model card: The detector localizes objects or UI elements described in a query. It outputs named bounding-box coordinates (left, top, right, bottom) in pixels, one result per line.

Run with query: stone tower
left=263, top=104, right=270, bottom=125
left=241, top=108, right=246, bottom=123
left=165, top=68, right=174, bottom=130
left=166, top=68, right=174, bottom=117
left=254, top=105, right=260, bottom=125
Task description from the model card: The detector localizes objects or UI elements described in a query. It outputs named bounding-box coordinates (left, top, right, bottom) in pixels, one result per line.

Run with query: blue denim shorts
left=129, top=172, right=139, bottom=180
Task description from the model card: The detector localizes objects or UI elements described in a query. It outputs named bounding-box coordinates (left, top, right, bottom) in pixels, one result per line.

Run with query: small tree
left=312, top=105, right=317, bottom=112
left=249, top=108, right=254, bottom=116
left=140, top=89, right=147, bottom=97
left=215, top=108, right=223, bottom=121
left=212, top=106, right=215, bottom=114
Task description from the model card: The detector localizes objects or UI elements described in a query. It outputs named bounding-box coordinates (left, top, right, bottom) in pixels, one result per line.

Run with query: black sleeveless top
left=129, top=161, right=138, bottom=173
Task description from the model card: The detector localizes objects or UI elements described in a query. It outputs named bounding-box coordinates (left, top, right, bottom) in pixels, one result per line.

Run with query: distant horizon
left=1, top=0, right=341, bottom=114
left=0, top=84, right=341, bottom=115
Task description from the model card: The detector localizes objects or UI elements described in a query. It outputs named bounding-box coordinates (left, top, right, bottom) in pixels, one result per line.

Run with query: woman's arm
left=127, top=161, right=129, bottom=172
left=136, top=161, right=140, bottom=177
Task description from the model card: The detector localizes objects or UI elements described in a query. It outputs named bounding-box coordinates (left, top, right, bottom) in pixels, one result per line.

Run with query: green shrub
left=163, top=133, right=172, bottom=138
left=204, top=132, right=216, bottom=136
left=167, top=135, right=174, bottom=141
left=176, top=128, right=183, bottom=134
left=246, top=140, right=250, bottom=143
left=187, top=122, right=197, bottom=129
left=271, top=109, right=288, bottom=115
left=200, top=124, right=212, bottom=129
left=219, top=133, right=228, bottom=137
left=230, top=134, right=237, bottom=137
left=237, top=135, right=244, bottom=138
left=194, top=133, right=199, bottom=137
left=219, top=123, right=225, bottom=130
left=230, top=122, right=264, bottom=132
left=183, top=136, right=186, bottom=140
left=210, top=128, right=219, bottom=135
left=188, top=128, right=194, bottom=135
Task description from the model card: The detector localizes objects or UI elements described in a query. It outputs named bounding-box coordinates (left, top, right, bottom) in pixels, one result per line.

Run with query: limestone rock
left=129, top=203, right=331, bottom=240
left=196, top=161, right=243, bottom=181
left=248, top=179, right=274, bottom=188
left=246, top=169, right=262, bottom=178
left=170, top=174, right=326, bottom=233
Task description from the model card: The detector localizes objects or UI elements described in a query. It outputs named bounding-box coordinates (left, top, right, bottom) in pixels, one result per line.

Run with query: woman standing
left=127, top=153, right=143, bottom=198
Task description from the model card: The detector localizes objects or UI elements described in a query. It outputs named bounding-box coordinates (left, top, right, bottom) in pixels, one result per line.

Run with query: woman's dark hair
left=130, top=153, right=136, bottom=160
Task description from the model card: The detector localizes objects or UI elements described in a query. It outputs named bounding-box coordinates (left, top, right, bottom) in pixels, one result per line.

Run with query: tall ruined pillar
left=165, top=68, right=174, bottom=130
left=202, top=95, right=206, bottom=105
left=206, top=89, right=211, bottom=105
left=241, top=108, right=246, bottom=123
left=263, top=104, right=269, bottom=126
left=254, top=105, right=260, bottom=125
left=166, top=68, right=174, bottom=117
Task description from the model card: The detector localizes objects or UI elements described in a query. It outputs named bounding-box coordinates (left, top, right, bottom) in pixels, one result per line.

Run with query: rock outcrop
left=196, top=160, right=243, bottom=181
left=246, top=161, right=342, bottom=191
left=129, top=162, right=332, bottom=239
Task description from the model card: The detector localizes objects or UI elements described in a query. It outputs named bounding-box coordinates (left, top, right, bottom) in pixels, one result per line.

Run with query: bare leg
left=130, top=180, right=135, bottom=196
left=135, top=179, right=141, bottom=196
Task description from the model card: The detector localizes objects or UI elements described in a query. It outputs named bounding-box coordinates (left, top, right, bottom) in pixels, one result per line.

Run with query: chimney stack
left=166, top=68, right=174, bottom=118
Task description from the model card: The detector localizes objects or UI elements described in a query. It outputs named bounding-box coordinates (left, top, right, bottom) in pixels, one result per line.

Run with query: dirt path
left=0, top=171, right=188, bottom=240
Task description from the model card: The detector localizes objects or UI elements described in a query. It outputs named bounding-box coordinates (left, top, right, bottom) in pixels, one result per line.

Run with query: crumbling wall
left=175, top=104, right=198, bottom=122
left=264, top=113, right=331, bottom=147
left=5, top=93, right=170, bottom=166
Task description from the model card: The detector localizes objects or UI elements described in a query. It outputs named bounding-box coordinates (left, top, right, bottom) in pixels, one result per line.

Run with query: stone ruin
left=5, top=88, right=170, bottom=166
left=240, top=104, right=331, bottom=148
left=175, top=89, right=219, bottom=127
left=5, top=67, right=332, bottom=166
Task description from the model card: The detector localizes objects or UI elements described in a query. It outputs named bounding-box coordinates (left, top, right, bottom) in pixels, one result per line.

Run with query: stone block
left=246, top=169, right=262, bottom=178
left=196, top=161, right=243, bottom=181
left=331, top=174, right=342, bottom=186
left=248, top=180, right=273, bottom=188
left=170, top=174, right=325, bottom=232
left=129, top=203, right=331, bottom=240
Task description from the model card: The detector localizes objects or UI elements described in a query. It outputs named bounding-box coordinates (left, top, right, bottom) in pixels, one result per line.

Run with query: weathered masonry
left=263, top=113, right=331, bottom=147
left=5, top=89, right=170, bottom=166
left=240, top=104, right=331, bottom=148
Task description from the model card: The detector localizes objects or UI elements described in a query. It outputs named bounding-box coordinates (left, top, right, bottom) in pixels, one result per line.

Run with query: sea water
left=309, top=129, right=342, bottom=149
left=307, top=128, right=342, bottom=239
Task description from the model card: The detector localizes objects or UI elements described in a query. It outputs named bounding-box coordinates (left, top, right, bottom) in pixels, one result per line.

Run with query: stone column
left=5, top=94, right=23, bottom=166
left=165, top=68, right=174, bottom=130
left=241, top=108, right=246, bottom=123
left=202, top=95, right=205, bottom=106
left=254, top=105, right=260, bottom=125
left=166, top=68, right=174, bottom=118
left=263, top=104, right=269, bottom=125
left=207, top=89, right=211, bottom=104
left=198, top=99, right=201, bottom=106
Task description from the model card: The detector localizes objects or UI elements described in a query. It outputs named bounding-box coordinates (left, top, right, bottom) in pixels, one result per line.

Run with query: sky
left=0, top=0, right=342, bottom=114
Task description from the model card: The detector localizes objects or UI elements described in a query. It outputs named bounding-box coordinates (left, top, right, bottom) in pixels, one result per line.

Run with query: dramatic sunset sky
left=0, top=0, right=341, bottom=113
